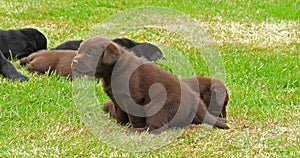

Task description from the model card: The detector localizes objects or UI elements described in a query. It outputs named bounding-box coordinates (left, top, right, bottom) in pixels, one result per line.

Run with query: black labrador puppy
left=52, top=38, right=164, bottom=61
left=51, top=40, right=83, bottom=50
left=52, top=38, right=139, bottom=50
left=0, top=51, right=28, bottom=81
left=0, top=28, right=47, bottom=59
left=113, top=38, right=164, bottom=61
left=112, top=38, right=140, bottom=49
left=129, top=43, right=164, bottom=61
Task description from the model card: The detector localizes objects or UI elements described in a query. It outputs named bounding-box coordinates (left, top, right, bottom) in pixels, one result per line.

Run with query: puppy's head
left=21, top=28, right=47, bottom=49
left=72, top=36, right=124, bottom=79
left=17, top=28, right=47, bottom=59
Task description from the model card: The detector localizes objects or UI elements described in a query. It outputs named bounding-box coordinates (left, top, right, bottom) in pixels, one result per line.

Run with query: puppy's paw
left=103, top=100, right=113, bottom=112
left=128, top=127, right=148, bottom=135
left=13, top=74, right=29, bottom=82
left=218, top=117, right=227, bottom=123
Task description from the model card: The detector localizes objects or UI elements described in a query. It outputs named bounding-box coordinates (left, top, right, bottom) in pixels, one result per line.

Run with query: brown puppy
left=72, top=36, right=229, bottom=133
left=103, top=76, right=229, bottom=124
left=20, top=50, right=76, bottom=78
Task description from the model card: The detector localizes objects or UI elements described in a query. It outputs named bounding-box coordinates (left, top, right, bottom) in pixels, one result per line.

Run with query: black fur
left=0, top=51, right=28, bottom=81
left=112, top=38, right=140, bottom=49
left=51, top=38, right=164, bottom=61
left=0, top=28, right=47, bottom=59
left=129, top=43, right=163, bottom=61
left=113, top=38, right=164, bottom=61
left=51, top=40, right=83, bottom=50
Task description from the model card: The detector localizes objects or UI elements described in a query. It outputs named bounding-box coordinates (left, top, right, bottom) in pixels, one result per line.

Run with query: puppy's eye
left=87, top=52, right=93, bottom=57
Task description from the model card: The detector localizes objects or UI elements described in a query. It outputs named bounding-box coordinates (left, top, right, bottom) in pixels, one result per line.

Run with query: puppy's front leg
left=104, top=101, right=129, bottom=125
left=103, top=100, right=113, bottom=112
left=104, top=101, right=146, bottom=129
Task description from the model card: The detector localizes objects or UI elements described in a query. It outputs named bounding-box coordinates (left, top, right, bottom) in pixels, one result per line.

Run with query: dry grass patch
left=199, top=20, right=299, bottom=50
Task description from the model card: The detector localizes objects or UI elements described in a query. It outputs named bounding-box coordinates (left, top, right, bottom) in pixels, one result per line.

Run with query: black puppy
left=112, top=38, right=140, bottom=49
left=113, top=38, right=164, bottom=61
left=52, top=38, right=164, bottom=61
left=0, top=28, right=47, bottom=59
left=51, top=40, right=83, bottom=50
left=52, top=38, right=138, bottom=51
left=0, top=51, right=28, bottom=81
left=129, top=43, right=164, bottom=61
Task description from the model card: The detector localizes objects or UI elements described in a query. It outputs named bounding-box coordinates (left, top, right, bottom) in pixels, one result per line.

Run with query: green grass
left=0, top=0, right=299, bottom=157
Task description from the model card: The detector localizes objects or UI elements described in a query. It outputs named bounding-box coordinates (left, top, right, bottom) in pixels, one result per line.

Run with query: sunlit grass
left=0, top=0, right=299, bottom=157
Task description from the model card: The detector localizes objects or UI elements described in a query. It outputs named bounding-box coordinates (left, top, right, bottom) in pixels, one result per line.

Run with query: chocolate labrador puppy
left=72, top=36, right=229, bottom=133
left=0, top=50, right=28, bottom=81
left=20, top=50, right=77, bottom=78
left=0, top=28, right=47, bottom=59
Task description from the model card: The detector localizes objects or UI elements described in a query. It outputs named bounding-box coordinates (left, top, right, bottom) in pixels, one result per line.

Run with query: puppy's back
left=54, top=50, right=77, bottom=77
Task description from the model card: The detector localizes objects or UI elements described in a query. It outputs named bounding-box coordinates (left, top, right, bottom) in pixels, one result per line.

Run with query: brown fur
left=72, top=36, right=229, bottom=133
left=181, top=76, right=228, bottom=119
left=103, top=76, right=229, bottom=124
left=20, top=50, right=76, bottom=78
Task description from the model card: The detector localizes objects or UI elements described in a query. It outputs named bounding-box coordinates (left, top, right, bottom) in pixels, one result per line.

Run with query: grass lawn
left=0, top=0, right=299, bottom=157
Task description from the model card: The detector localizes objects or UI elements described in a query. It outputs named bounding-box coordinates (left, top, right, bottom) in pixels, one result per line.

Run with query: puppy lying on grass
left=0, top=28, right=47, bottom=59
left=72, top=36, right=229, bottom=134
left=51, top=40, right=83, bottom=50
left=19, top=39, right=164, bottom=79
left=51, top=38, right=139, bottom=51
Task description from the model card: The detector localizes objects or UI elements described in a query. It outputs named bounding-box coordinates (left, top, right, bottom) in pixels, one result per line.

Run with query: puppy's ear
left=102, top=43, right=120, bottom=65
